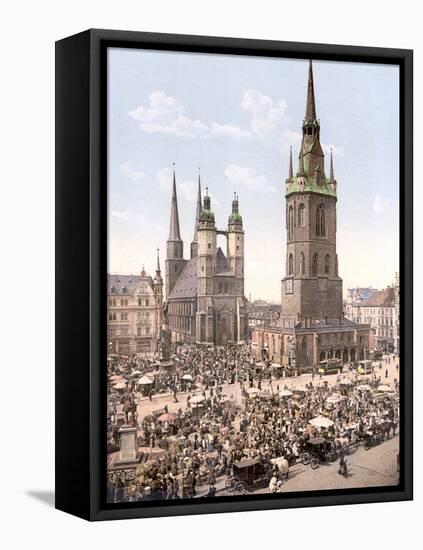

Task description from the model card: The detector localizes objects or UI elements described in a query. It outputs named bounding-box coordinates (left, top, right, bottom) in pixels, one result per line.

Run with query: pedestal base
left=118, top=424, right=138, bottom=463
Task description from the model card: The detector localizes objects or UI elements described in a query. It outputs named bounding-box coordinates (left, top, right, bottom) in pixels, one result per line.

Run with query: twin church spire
left=167, top=168, right=242, bottom=260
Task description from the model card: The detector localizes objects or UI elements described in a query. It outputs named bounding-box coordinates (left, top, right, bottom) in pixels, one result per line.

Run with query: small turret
left=228, top=192, right=243, bottom=226
left=199, top=187, right=215, bottom=224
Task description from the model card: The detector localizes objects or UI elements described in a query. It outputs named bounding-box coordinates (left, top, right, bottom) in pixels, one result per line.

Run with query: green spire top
left=199, top=186, right=214, bottom=222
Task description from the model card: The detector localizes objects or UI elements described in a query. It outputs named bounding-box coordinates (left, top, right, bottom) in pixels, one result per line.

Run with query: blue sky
left=108, top=48, right=399, bottom=302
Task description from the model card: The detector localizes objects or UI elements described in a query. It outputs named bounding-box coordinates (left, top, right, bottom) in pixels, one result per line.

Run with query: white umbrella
left=279, top=389, right=293, bottom=397
left=138, top=375, right=153, bottom=385
left=339, top=379, right=352, bottom=386
left=377, top=384, right=393, bottom=392
left=326, top=395, right=340, bottom=404
left=309, top=416, right=334, bottom=428
left=113, top=382, right=126, bottom=390
left=190, top=395, right=205, bottom=404
left=247, top=387, right=260, bottom=396
left=295, top=386, right=309, bottom=393
left=357, top=384, right=371, bottom=391
left=182, top=374, right=193, bottom=380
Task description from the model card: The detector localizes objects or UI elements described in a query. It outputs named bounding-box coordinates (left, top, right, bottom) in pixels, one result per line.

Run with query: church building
left=251, top=61, right=370, bottom=369
left=165, top=172, right=248, bottom=345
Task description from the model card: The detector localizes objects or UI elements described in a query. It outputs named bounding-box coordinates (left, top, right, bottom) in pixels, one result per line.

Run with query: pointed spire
left=190, top=169, right=203, bottom=258
left=288, top=146, right=293, bottom=179
left=156, top=247, right=161, bottom=273
left=305, top=60, right=317, bottom=124
left=329, top=148, right=334, bottom=180
left=192, top=168, right=202, bottom=241
left=168, top=165, right=182, bottom=241
left=203, top=186, right=211, bottom=210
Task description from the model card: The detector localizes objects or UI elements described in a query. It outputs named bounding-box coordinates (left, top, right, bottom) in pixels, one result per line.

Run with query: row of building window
left=108, top=297, right=150, bottom=307
left=288, top=203, right=327, bottom=239
left=108, top=311, right=151, bottom=321
left=288, top=252, right=333, bottom=276
left=108, top=326, right=151, bottom=337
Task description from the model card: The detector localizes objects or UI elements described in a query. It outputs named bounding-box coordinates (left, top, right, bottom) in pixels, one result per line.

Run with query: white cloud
left=242, top=90, right=288, bottom=140
left=225, top=164, right=275, bottom=193
left=208, top=122, right=251, bottom=139
left=129, top=91, right=208, bottom=139
left=372, top=193, right=392, bottom=213
left=129, top=91, right=252, bottom=141
left=120, top=161, right=146, bottom=181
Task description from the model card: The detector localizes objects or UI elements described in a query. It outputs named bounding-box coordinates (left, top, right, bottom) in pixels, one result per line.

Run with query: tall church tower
left=197, top=189, right=217, bottom=297
left=165, top=170, right=187, bottom=299
left=227, top=193, right=244, bottom=297
left=281, top=61, right=342, bottom=320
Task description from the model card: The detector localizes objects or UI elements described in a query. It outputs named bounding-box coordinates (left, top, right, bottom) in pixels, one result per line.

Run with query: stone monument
left=117, top=386, right=139, bottom=464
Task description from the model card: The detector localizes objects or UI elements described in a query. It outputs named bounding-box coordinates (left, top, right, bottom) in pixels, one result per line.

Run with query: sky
left=108, top=47, right=399, bottom=302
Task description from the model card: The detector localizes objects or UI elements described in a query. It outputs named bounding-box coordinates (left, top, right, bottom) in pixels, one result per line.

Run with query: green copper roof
left=199, top=209, right=215, bottom=222
left=228, top=212, right=243, bottom=224
left=286, top=175, right=336, bottom=198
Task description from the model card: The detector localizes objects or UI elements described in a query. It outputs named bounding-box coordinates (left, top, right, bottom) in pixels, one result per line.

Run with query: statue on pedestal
left=121, top=385, right=137, bottom=426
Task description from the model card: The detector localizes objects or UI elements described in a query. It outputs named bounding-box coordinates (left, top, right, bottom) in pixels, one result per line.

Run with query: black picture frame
left=55, top=28, right=413, bottom=521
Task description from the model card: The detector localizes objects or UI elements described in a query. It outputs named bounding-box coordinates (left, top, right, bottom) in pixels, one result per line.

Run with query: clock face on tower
left=286, top=278, right=293, bottom=294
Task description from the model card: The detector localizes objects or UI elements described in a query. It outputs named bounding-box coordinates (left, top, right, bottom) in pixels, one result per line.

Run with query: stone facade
left=107, top=258, right=163, bottom=355
left=252, top=60, right=370, bottom=369
left=165, top=174, right=248, bottom=346
left=345, top=285, right=396, bottom=353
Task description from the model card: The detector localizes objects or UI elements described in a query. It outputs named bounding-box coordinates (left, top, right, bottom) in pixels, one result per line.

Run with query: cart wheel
left=364, top=439, right=371, bottom=450
left=301, top=452, right=311, bottom=465
left=235, top=481, right=248, bottom=495
left=225, top=476, right=233, bottom=490
left=311, top=456, right=320, bottom=469
left=327, top=450, right=337, bottom=463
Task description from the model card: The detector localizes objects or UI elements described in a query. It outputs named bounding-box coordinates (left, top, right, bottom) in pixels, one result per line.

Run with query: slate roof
left=168, top=258, right=198, bottom=300
left=216, top=247, right=228, bottom=273
left=108, top=274, right=153, bottom=294
left=362, top=287, right=395, bottom=308
left=347, top=287, right=376, bottom=304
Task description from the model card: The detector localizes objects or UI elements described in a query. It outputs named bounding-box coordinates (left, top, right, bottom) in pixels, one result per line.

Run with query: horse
left=270, top=457, right=289, bottom=479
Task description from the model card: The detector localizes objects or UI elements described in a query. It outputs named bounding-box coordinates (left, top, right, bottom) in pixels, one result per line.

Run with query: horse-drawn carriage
left=225, top=459, right=271, bottom=494
left=300, top=437, right=337, bottom=469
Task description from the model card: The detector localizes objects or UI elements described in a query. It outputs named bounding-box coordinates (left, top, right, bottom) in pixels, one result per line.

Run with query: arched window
left=288, top=206, right=294, bottom=239
left=316, top=207, right=321, bottom=236
left=288, top=253, right=294, bottom=275
left=300, top=252, right=305, bottom=275
left=312, top=253, right=318, bottom=275
left=316, top=205, right=326, bottom=237
left=298, top=203, right=305, bottom=227
left=325, top=254, right=330, bottom=274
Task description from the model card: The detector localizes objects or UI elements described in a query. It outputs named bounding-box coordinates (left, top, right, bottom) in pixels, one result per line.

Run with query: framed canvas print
left=55, top=29, right=413, bottom=521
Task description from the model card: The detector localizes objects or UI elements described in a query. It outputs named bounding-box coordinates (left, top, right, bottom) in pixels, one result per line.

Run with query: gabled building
left=107, top=253, right=163, bottom=355
left=165, top=173, right=248, bottom=345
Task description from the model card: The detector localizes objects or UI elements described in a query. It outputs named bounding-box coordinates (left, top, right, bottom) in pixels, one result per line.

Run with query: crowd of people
left=107, top=345, right=399, bottom=503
